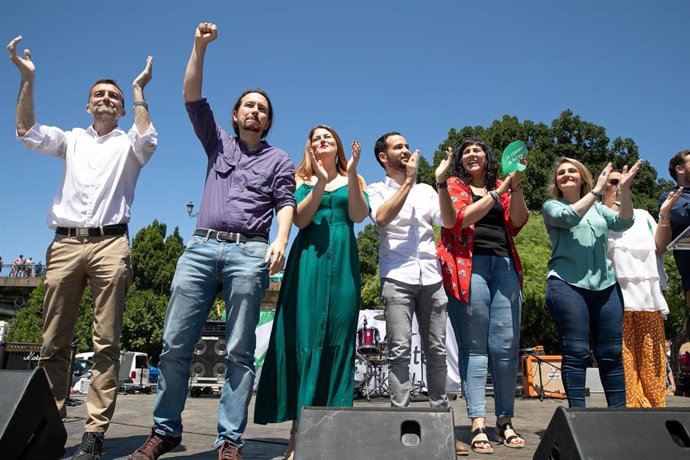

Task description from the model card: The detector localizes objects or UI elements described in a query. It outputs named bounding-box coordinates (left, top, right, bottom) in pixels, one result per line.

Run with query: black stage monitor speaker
left=295, top=406, right=456, bottom=460
left=534, top=406, right=690, bottom=460
left=0, top=342, right=42, bottom=370
left=0, top=368, right=67, bottom=460
left=191, top=321, right=227, bottom=378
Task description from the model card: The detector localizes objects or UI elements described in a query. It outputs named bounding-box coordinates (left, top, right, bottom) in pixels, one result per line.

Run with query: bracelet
left=436, top=180, right=448, bottom=189
left=489, top=190, right=500, bottom=203
left=590, top=190, right=603, bottom=198
left=659, top=214, right=670, bottom=221
left=133, top=101, right=148, bottom=109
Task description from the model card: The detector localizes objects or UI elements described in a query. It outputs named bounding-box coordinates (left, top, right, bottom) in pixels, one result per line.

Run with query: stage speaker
left=0, top=368, right=67, bottom=460
left=521, top=355, right=566, bottom=399
left=190, top=321, right=227, bottom=379
left=534, top=406, right=690, bottom=460
left=295, top=406, right=456, bottom=459
left=0, top=342, right=42, bottom=370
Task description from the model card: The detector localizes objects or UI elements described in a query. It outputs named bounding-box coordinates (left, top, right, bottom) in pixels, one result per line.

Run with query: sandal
left=470, top=427, right=494, bottom=454
left=495, top=422, right=525, bottom=449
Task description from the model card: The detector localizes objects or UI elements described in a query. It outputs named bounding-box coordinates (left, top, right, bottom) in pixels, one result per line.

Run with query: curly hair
left=450, top=138, right=498, bottom=190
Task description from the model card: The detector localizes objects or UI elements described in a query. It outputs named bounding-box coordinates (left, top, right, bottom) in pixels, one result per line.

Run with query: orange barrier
left=521, top=354, right=567, bottom=399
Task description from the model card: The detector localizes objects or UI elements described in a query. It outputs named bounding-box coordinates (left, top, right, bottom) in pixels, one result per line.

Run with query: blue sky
left=1, top=0, right=688, bottom=265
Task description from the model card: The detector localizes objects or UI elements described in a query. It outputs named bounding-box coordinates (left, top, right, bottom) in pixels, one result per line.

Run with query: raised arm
left=569, top=163, right=612, bottom=217
left=435, top=147, right=457, bottom=228
left=7, top=35, right=36, bottom=137
left=183, top=23, right=217, bottom=102
left=656, top=189, right=681, bottom=253
left=617, top=160, right=642, bottom=220
left=508, top=157, right=529, bottom=227
left=132, top=56, right=153, bottom=134
left=346, top=140, right=369, bottom=223
left=374, top=150, right=418, bottom=227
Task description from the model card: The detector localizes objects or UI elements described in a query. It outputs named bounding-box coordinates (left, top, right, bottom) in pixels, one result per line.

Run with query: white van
left=75, top=350, right=151, bottom=393
left=119, top=351, right=151, bottom=393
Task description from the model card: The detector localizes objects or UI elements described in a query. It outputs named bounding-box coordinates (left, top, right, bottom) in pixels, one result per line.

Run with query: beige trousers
left=39, top=233, right=132, bottom=433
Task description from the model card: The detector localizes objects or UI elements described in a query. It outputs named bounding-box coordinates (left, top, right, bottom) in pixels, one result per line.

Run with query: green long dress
left=254, top=183, right=367, bottom=423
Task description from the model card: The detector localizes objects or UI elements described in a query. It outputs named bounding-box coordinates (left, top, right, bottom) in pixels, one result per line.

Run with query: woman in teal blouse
left=543, top=157, right=641, bottom=408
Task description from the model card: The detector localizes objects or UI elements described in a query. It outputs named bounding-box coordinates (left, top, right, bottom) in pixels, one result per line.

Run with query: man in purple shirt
left=129, top=23, right=295, bottom=460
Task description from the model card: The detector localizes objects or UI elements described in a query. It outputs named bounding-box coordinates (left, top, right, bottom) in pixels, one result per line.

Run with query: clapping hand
left=347, top=140, right=361, bottom=174
left=133, top=56, right=153, bottom=89
left=7, top=35, right=35, bottom=78
left=619, top=160, right=643, bottom=190
left=435, top=146, right=453, bottom=183
left=309, top=147, right=328, bottom=184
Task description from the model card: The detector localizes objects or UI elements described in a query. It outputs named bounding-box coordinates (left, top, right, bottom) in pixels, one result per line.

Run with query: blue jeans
left=545, top=277, right=625, bottom=408
left=152, top=235, right=268, bottom=448
left=446, top=255, right=521, bottom=419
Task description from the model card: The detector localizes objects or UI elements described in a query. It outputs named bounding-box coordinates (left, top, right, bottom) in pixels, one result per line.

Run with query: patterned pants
left=623, top=310, right=667, bottom=408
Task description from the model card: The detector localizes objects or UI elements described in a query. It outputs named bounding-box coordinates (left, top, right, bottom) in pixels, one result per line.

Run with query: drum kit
left=353, top=314, right=426, bottom=401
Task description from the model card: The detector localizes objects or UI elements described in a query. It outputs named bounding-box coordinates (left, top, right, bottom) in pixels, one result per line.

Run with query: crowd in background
left=1, top=254, right=44, bottom=277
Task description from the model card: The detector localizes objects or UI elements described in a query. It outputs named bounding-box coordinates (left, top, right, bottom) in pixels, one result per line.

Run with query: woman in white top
left=603, top=170, right=679, bottom=407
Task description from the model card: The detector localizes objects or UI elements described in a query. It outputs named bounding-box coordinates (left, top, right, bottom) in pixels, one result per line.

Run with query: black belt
left=194, top=229, right=268, bottom=244
left=56, top=224, right=129, bottom=237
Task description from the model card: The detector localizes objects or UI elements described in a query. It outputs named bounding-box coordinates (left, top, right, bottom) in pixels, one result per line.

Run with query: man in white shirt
left=368, top=132, right=467, bottom=455
left=9, top=35, right=157, bottom=460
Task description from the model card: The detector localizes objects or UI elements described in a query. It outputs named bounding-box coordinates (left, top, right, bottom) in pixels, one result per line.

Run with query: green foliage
left=514, top=214, right=559, bottom=352
left=8, top=283, right=45, bottom=343
left=416, top=155, right=435, bottom=187
left=357, top=223, right=380, bottom=279
left=120, top=287, right=169, bottom=361
left=360, top=271, right=382, bottom=310
left=131, top=220, right=185, bottom=295
left=663, top=253, right=689, bottom=340
left=356, top=223, right=382, bottom=310
left=431, top=110, right=666, bottom=213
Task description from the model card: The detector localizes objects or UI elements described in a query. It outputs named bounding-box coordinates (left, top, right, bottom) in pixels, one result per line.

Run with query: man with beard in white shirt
left=9, top=34, right=157, bottom=460
left=367, top=132, right=468, bottom=456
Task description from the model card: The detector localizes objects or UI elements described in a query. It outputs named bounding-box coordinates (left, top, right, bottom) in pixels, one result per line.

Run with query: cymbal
left=366, top=355, right=388, bottom=365
left=372, top=313, right=385, bottom=321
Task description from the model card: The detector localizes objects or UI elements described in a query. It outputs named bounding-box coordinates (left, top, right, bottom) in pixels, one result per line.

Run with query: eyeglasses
left=608, top=178, right=620, bottom=185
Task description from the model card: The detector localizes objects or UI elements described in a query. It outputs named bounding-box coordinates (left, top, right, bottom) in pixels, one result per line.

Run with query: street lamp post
left=187, top=201, right=199, bottom=218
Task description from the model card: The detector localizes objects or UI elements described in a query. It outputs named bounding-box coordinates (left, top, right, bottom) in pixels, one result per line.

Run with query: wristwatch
left=436, top=180, right=448, bottom=189
left=590, top=190, right=602, bottom=198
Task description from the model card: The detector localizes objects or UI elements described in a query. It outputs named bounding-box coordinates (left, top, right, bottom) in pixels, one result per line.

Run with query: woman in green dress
left=254, top=125, right=369, bottom=459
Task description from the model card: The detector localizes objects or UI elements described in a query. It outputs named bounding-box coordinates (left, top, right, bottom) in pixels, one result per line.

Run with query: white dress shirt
left=368, top=176, right=443, bottom=286
left=19, top=122, right=157, bottom=228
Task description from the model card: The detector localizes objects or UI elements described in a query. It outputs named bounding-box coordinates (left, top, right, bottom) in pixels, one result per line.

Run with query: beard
left=386, top=154, right=407, bottom=173
left=241, top=117, right=262, bottom=132
left=90, top=104, right=120, bottom=124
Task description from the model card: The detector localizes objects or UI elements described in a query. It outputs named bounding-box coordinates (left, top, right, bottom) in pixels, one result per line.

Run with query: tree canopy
left=131, top=219, right=185, bottom=295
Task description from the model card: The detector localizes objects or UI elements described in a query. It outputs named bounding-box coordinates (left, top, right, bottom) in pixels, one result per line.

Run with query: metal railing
left=0, top=263, right=45, bottom=278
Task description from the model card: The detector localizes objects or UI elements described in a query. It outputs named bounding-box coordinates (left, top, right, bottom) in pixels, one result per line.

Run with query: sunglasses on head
left=608, top=178, right=619, bottom=185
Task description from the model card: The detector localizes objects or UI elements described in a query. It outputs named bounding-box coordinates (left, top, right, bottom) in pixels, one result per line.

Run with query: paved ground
left=59, top=391, right=690, bottom=459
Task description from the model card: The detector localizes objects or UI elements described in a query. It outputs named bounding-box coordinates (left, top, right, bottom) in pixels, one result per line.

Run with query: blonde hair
left=548, top=157, right=593, bottom=199
left=296, top=125, right=348, bottom=181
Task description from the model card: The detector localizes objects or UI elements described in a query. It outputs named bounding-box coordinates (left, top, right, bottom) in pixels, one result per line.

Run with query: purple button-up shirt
left=187, top=99, right=296, bottom=236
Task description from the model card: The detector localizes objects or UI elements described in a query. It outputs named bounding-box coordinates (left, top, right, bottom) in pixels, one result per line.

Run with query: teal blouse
left=543, top=199, right=634, bottom=291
